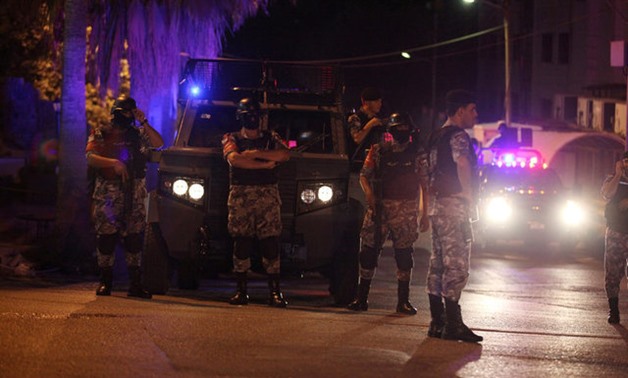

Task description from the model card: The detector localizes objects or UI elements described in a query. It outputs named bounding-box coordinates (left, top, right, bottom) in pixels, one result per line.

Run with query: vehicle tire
left=329, top=199, right=362, bottom=305
left=142, top=223, right=172, bottom=295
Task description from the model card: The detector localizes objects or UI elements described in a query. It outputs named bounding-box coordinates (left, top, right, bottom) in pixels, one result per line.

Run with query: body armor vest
left=98, top=127, right=147, bottom=180
left=379, top=144, right=420, bottom=200
left=428, top=125, right=477, bottom=198
left=605, top=178, right=628, bottom=234
left=230, top=132, right=280, bottom=185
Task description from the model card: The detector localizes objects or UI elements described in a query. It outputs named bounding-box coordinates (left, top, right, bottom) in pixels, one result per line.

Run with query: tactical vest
left=604, top=178, right=628, bottom=234
left=428, top=125, right=477, bottom=198
left=98, top=127, right=147, bottom=180
left=379, top=144, right=420, bottom=200
left=230, top=132, right=280, bottom=186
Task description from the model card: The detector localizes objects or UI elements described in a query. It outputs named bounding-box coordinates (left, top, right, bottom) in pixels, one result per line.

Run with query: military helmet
left=111, top=97, right=137, bottom=115
left=388, top=112, right=412, bottom=129
left=236, top=97, right=261, bottom=129
left=235, top=98, right=260, bottom=120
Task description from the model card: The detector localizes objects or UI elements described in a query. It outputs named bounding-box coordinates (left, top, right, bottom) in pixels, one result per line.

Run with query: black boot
left=427, top=294, right=445, bottom=338
left=608, top=297, right=620, bottom=324
left=229, top=272, right=249, bottom=305
left=96, top=267, right=113, bottom=296
left=442, top=298, right=483, bottom=343
left=347, top=278, right=371, bottom=311
left=268, top=274, right=288, bottom=307
left=127, top=267, right=152, bottom=299
left=396, top=280, right=417, bottom=315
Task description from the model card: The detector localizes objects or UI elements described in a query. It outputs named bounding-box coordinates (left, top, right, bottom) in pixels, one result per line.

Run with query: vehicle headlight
left=318, top=185, right=333, bottom=202
left=560, top=200, right=584, bottom=227
left=484, top=196, right=512, bottom=223
left=173, top=179, right=189, bottom=196
left=297, top=181, right=346, bottom=214
left=300, top=189, right=316, bottom=204
left=188, top=183, right=205, bottom=200
left=162, top=175, right=205, bottom=205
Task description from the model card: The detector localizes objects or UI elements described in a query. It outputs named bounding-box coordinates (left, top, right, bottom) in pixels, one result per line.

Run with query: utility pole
left=463, top=0, right=511, bottom=125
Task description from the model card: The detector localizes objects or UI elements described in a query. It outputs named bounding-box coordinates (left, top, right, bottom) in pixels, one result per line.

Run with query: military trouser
left=227, top=184, right=282, bottom=274
left=358, top=199, right=418, bottom=281
left=427, top=197, right=472, bottom=302
left=91, top=177, right=147, bottom=268
left=604, top=227, right=628, bottom=299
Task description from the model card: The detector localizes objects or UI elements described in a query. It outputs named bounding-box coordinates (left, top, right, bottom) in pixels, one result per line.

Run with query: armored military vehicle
left=142, top=58, right=363, bottom=304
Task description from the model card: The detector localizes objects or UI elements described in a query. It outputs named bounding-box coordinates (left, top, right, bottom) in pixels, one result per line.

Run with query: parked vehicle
left=142, top=58, right=363, bottom=304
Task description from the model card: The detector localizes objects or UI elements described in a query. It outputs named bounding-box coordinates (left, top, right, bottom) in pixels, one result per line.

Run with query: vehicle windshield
left=188, top=105, right=333, bottom=153
left=269, top=109, right=333, bottom=154
left=481, top=167, right=563, bottom=192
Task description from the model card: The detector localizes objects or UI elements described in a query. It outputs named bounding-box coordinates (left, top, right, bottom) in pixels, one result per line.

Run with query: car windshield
left=482, top=167, right=563, bottom=192
left=188, top=105, right=333, bottom=153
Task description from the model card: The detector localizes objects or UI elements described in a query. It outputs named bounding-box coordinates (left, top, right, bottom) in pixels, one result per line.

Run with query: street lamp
left=463, top=0, right=511, bottom=126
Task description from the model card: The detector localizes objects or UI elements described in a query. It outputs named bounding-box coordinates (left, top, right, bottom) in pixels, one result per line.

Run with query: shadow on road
left=402, top=338, right=482, bottom=376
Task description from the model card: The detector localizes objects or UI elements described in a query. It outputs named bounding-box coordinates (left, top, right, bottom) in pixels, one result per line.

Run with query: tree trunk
left=57, top=0, right=93, bottom=271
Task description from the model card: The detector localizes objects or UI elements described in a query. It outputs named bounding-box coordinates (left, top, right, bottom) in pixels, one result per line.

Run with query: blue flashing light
left=190, top=86, right=201, bottom=96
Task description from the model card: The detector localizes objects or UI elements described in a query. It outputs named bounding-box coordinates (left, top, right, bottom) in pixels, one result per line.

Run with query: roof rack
left=178, top=58, right=344, bottom=106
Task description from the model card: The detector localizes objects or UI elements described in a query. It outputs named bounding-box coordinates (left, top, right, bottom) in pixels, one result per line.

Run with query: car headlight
left=560, top=200, right=585, bottom=227
left=162, top=175, right=205, bottom=205
left=297, top=181, right=346, bottom=214
left=300, top=189, right=316, bottom=204
left=188, top=183, right=205, bottom=200
left=484, top=196, right=512, bottom=223
left=317, top=185, right=333, bottom=202
left=172, top=179, right=189, bottom=196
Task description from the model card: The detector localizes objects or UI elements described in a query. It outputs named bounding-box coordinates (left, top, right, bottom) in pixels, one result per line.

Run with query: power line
left=222, top=25, right=504, bottom=65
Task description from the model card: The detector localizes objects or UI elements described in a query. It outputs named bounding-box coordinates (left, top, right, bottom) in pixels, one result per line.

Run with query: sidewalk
left=0, top=200, right=58, bottom=277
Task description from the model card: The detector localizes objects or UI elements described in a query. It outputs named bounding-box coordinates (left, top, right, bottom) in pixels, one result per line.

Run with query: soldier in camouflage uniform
left=426, top=90, right=482, bottom=342
left=222, top=98, right=290, bottom=307
left=347, top=87, right=385, bottom=162
left=600, top=151, right=628, bottom=324
left=86, top=97, right=163, bottom=299
left=347, top=113, right=430, bottom=314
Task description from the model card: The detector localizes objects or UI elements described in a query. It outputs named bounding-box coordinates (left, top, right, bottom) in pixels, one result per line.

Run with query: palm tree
left=56, top=0, right=90, bottom=268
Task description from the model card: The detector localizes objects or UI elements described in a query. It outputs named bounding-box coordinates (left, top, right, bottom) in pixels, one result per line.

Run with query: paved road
left=1, top=242, right=627, bottom=377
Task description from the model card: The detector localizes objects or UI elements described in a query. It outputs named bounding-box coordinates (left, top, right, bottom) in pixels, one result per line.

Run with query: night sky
left=222, top=0, right=485, bottom=125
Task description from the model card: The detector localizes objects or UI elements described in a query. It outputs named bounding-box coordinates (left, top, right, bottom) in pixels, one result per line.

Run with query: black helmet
left=111, top=97, right=137, bottom=115
left=388, top=112, right=412, bottom=129
left=236, top=98, right=260, bottom=129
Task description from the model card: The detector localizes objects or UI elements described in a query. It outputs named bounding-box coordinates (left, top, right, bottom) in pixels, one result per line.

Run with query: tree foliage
left=2, top=0, right=268, bottom=138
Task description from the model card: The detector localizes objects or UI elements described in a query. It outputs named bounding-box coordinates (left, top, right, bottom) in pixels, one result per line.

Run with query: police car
left=474, top=147, right=587, bottom=250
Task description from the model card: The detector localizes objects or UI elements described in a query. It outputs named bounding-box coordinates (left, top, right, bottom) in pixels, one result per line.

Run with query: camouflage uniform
left=227, top=184, right=282, bottom=273
left=604, top=227, right=628, bottom=299
left=222, top=130, right=288, bottom=275
left=347, top=138, right=428, bottom=314
left=347, top=109, right=384, bottom=162
left=601, top=173, right=628, bottom=300
left=86, top=124, right=152, bottom=269
left=427, top=127, right=476, bottom=302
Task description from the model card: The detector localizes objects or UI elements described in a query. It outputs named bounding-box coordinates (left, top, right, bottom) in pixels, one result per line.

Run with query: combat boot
left=96, top=267, right=113, bottom=296
left=608, top=297, right=620, bottom=324
left=347, top=278, right=371, bottom=311
left=427, top=294, right=445, bottom=338
left=268, top=274, right=288, bottom=307
left=442, top=298, right=483, bottom=343
left=229, top=272, right=249, bottom=305
left=127, top=267, right=152, bottom=299
left=396, top=280, right=417, bottom=315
